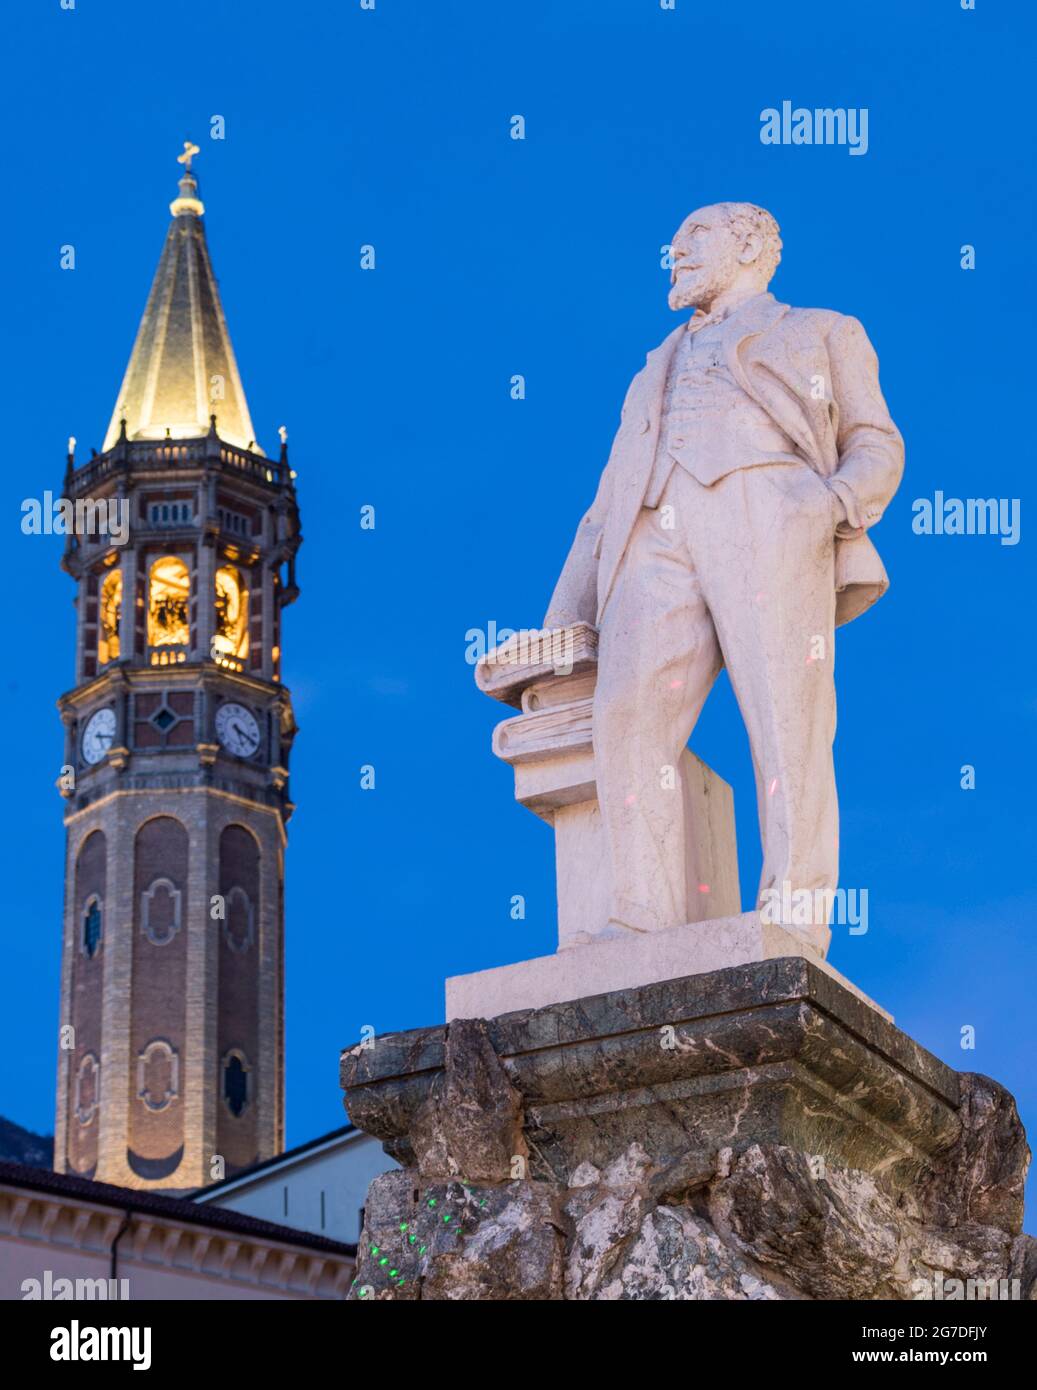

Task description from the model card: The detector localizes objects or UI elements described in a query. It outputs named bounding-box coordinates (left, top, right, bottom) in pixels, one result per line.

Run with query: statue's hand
left=544, top=612, right=600, bottom=636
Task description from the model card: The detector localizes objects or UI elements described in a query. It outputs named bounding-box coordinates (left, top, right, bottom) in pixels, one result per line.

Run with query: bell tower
left=54, top=144, right=302, bottom=1191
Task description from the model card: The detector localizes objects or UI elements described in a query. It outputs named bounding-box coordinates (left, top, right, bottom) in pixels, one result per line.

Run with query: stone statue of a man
left=544, top=203, right=903, bottom=946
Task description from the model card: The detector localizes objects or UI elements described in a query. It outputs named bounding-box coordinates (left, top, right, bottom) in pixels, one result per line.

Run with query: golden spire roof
left=102, top=142, right=259, bottom=454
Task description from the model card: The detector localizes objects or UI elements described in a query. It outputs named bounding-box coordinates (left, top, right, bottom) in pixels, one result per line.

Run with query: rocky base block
left=341, top=959, right=1034, bottom=1301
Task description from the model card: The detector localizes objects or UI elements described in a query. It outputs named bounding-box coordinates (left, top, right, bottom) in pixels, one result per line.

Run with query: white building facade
left=194, top=1125, right=395, bottom=1245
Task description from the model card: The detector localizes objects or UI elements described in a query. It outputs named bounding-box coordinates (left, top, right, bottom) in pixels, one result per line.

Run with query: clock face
left=82, top=707, right=116, bottom=765
left=215, top=702, right=261, bottom=759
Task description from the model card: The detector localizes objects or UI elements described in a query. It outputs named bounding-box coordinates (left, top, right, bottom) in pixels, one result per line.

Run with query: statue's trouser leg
left=594, top=483, right=723, bottom=934
left=690, top=462, right=839, bottom=932
left=595, top=461, right=838, bottom=937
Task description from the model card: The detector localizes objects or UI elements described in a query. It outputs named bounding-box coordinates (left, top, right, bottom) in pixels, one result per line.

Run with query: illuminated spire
left=102, top=141, right=259, bottom=454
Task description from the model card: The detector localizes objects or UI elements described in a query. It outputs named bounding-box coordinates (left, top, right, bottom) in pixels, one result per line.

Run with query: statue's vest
left=644, top=316, right=801, bottom=507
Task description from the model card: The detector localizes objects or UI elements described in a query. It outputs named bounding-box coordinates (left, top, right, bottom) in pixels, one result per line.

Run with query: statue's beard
left=668, top=255, right=741, bottom=312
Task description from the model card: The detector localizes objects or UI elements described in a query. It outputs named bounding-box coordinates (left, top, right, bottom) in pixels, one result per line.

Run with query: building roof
left=193, top=1123, right=366, bottom=1201
left=102, top=142, right=258, bottom=454
left=0, top=1161, right=355, bottom=1259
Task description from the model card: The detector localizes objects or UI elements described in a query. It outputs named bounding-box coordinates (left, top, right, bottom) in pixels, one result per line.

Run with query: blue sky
left=3, top=1, right=1034, bottom=1222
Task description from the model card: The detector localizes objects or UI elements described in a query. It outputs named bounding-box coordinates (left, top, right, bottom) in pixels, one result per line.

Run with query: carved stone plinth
left=341, top=960, right=1033, bottom=1301
left=474, top=624, right=741, bottom=948
left=446, top=909, right=890, bottom=1023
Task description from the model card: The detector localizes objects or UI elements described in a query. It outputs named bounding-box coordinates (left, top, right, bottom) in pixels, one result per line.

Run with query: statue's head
left=668, top=202, right=782, bottom=312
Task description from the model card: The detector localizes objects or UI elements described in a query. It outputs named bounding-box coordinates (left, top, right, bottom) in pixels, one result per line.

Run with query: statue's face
left=668, top=208, right=743, bottom=312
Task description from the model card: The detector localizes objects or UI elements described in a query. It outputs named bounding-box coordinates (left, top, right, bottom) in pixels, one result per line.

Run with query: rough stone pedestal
left=341, top=959, right=1033, bottom=1301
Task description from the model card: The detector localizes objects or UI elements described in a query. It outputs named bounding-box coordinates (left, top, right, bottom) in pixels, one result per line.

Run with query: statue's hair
left=711, top=202, right=782, bottom=284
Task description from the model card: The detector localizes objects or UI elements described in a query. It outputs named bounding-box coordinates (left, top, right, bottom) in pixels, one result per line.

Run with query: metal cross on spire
left=177, top=140, right=200, bottom=172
